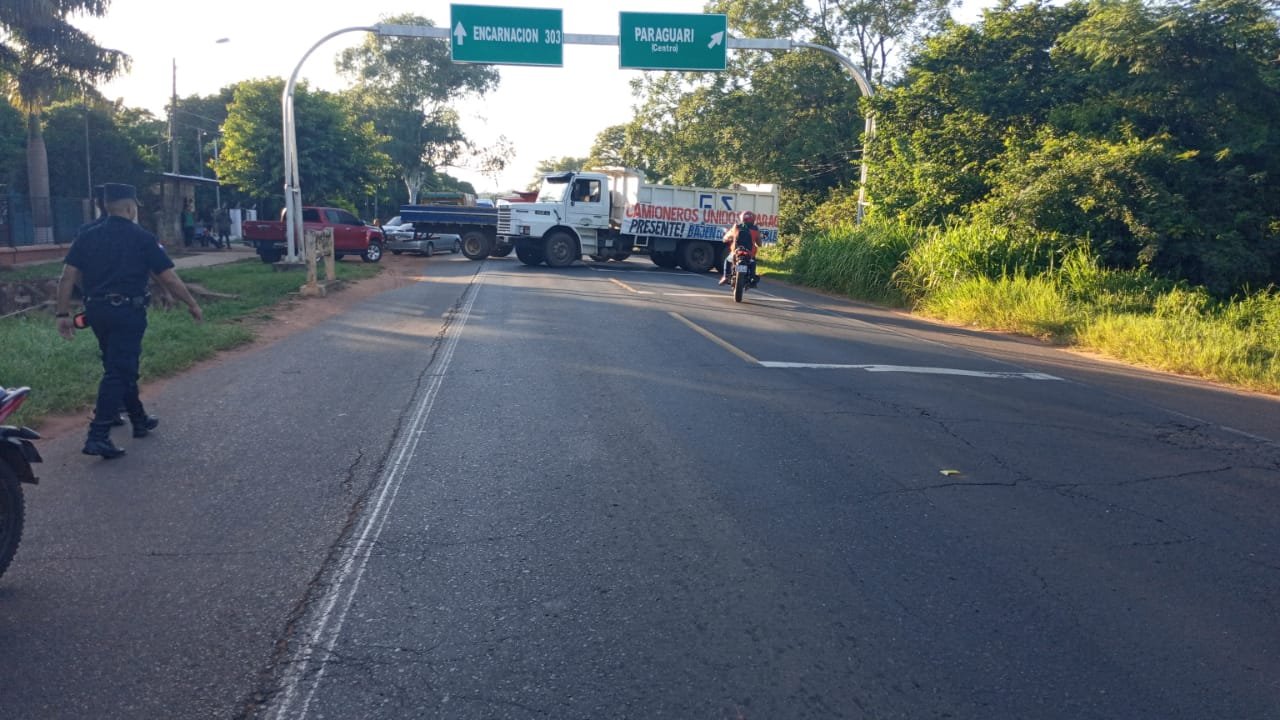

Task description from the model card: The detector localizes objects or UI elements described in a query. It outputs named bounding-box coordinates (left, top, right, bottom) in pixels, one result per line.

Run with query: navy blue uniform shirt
left=75, top=215, right=106, bottom=239
left=65, top=216, right=174, bottom=298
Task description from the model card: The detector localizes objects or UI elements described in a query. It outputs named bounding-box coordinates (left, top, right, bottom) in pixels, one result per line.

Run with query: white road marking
left=609, top=277, right=643, bottom=294
left=669, top=312, right=759, bottom=365
left=268, top=269, right=486, bottom=720
left=759, top=362, right=1061, bottom=380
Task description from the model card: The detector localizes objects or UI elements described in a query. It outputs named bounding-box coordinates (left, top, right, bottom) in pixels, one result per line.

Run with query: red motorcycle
left=728, top=246, right=758, bottom=303
left=0, top=386, right=41, bottom=580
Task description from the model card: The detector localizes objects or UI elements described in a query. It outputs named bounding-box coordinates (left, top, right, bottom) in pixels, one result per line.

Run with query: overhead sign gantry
left=279, top=8, right=875, bottom=264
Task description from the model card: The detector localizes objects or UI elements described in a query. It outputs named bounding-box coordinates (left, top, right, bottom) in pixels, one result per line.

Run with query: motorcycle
left=729, top=246, right=758, bottom=303
left=0, top=386, right=42, bottom=581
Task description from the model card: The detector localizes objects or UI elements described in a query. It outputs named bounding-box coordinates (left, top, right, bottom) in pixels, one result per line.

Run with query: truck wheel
left=678, top=241, right=715, bottom=273
left=611, top=250, right=632, bottom=261
left=516, top=244, right=545, bottom=266
left=462, top=230, right=492, bottom=260
left=362, top=241, right=383, bottom=263
left=544, top=231, right=578, bottom=268
left=490, top=243, right=514, bottom=258
left=259, top=249, right=283, bottom=264
left=589, top=253, right=610, bottom=262
left=651, top=252, right=678, bottom=269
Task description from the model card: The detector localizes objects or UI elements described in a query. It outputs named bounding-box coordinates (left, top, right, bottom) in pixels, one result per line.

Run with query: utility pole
left=170, top=58, right=179, bottom=175
left=212, top=137, right=221, bottom=209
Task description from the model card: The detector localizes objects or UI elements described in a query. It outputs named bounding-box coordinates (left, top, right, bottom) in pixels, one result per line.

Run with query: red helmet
left=740, top=211, right=755, bottom=224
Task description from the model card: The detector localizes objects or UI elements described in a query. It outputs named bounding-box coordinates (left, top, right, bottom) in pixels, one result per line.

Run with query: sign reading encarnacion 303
left=619, top=12, right=728, bottom=71
left=450, top=4, right=564, bottom=67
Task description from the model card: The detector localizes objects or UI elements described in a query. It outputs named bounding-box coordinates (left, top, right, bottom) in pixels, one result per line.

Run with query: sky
left=76, top=0, right=990, bottom=195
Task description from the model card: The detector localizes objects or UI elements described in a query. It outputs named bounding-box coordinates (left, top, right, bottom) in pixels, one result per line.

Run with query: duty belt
left=85, top=293, right=150, bottom=308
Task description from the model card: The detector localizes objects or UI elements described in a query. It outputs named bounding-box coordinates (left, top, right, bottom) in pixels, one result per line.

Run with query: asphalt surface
left=1, top=254, right=1278, bottom=719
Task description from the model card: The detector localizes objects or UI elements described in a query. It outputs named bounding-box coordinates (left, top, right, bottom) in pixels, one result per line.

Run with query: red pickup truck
left=242, top=207, right=384, bottom=264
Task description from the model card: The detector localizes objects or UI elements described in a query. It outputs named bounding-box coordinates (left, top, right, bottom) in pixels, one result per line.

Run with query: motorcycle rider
left=718, top=210, right=762, bottom=286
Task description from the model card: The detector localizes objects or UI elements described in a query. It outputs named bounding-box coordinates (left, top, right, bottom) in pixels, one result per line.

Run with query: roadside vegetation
left=759, top=220, right=1280, bottom=394
left=0, top=260, right=380, bottom=428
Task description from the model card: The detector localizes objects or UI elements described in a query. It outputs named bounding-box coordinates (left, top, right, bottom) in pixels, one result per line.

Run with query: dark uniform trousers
left=85, top=302, right=148, bottom=430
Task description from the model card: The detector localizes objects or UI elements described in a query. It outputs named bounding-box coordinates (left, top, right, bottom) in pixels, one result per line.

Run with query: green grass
left=915, top=274, right=1082, bottom=341
left=0, top=259, right=382, bottom=428
left=1076, top=290, right=1280, bottom=392
left=0, top=261, right=65, bottom=282
left=770, top=217, right=1280, bottom=395
left=759, top=219, right=915, bottom=305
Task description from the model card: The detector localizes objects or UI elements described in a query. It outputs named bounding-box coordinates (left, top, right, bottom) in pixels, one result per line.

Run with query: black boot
left=83, top=422, right=126, bottom=459
left=130, top=414, right=160, bottom=439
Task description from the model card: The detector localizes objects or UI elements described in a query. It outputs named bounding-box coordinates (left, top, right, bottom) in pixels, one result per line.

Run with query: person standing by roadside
left=215, top=204, right=232, bottom=249
left=181, top=198, right=196, bottom=247
left=54, top=183, right=204, bottom=459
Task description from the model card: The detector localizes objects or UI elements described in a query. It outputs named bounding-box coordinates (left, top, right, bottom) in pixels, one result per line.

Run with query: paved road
left=2, top=255, right=1278, bottom=719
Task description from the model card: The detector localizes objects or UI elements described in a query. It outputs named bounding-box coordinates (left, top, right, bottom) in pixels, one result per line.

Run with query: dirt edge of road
left=36, top=256, right=429, bottom=442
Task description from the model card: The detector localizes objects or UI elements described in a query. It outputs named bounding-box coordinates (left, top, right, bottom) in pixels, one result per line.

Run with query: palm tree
left=1, top=1, right=126, bottom=243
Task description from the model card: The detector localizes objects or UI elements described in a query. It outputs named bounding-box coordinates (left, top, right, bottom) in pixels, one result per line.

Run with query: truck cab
left=499, top=170, right=632, bottom=267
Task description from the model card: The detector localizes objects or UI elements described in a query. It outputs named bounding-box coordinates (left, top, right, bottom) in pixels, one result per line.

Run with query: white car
left=385, top=226, right=462, bottom=256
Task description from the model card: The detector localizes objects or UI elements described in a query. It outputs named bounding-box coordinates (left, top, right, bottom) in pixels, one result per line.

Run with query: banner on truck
left=623, top=203, right=779, bottom=244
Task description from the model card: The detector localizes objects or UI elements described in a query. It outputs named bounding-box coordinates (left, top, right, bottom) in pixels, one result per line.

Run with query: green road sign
left=450, top=4, right=563, bottom=67
left=619, top=12, right=727, bottom=71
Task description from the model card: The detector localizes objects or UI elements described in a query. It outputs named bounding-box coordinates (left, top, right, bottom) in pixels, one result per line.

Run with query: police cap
left=103, top=183, right=141, bottom=206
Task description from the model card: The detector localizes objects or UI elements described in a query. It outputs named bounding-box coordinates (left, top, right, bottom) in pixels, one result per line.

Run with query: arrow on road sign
left=708, top=31, right=724, bottom=49
left=453, top=22, right=467, bottom=45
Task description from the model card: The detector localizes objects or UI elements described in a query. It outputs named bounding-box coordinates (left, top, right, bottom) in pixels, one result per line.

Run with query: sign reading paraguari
left=619, top=12, right=728, bottom=71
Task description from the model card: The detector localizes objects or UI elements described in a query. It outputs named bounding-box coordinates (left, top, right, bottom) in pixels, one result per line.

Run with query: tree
left=336, top=13, right=499, bottom=203
left=216, top=79, right=391, bottom=212
left=0, top=99, right=23, bottom=186
left=0, top=1, right=127, bottom=241
left=829, top=0, right=957, bottom=85
left=868, top=0, right=1280, bottom=294
left=475, top=134, right=514, bottom=190
left=529, top=156, right=588, bottom=188
left=39, top=98, right=155, bottom=198
left=170, top=88, right=234, bottom=177
left=867, top=1, right=1089, bottom=224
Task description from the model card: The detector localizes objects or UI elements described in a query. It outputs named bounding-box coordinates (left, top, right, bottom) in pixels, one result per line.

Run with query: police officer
left=54, top=183, right=204, bottom=459
left=74, top=184, right=132, bottom=428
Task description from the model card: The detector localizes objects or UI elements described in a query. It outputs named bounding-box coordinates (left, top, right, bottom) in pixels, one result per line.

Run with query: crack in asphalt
left=234, top=262, right=486, bottom=720
left=340, top=449, right=365, bottom=493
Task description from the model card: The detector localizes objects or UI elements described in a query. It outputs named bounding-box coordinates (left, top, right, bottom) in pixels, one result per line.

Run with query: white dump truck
left=495, top=167, right=779, bottom=272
